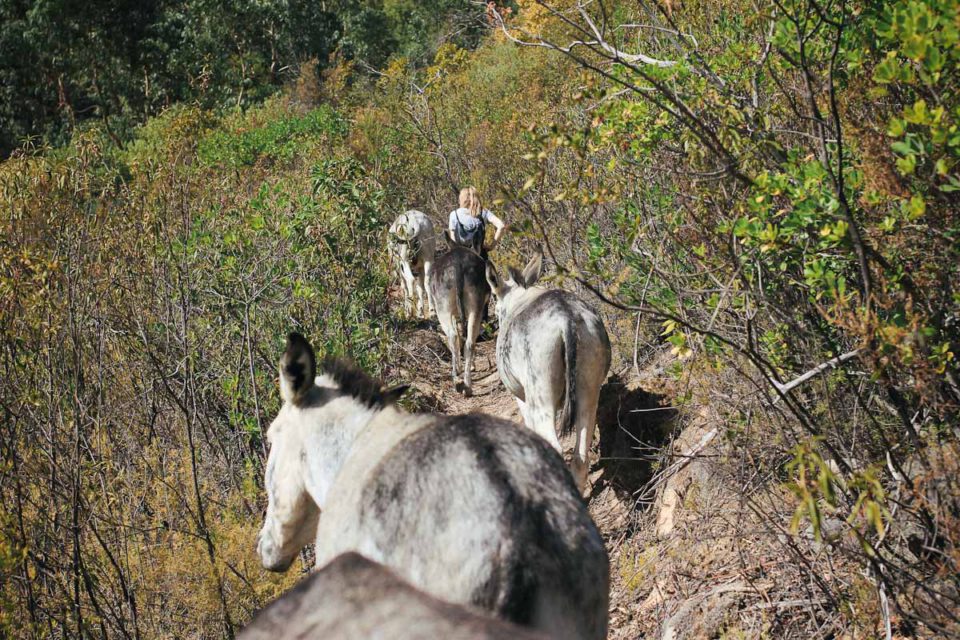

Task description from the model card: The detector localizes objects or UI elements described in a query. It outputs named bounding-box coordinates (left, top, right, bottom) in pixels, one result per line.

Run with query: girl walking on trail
left=448, top=186, right=507, bottom=251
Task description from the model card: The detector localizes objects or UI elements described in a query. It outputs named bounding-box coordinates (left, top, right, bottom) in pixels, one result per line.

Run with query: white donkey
left=428, top=233, right=489, bottom=396
left=388, top=210, right=436, bottom=318
left=239, top=552, right=547, bottom=639
left=486, top=253, right=611, bottom=493
left=256, top=333, right=608, bottom=640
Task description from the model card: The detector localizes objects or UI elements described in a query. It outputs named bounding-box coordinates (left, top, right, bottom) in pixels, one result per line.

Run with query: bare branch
left=487, top=3, right=677, bottom=67
left=773, top=350, right=861, bottom=396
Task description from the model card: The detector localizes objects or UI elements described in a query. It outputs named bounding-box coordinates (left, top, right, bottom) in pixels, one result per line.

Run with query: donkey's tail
left=455, top=261, right=466, bottom=334
left=558, top=322, right=578, bottom=439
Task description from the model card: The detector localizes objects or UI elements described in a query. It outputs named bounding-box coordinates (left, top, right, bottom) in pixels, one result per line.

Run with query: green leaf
left=890, top=139, right=915, bottom=155
left=887, top=118, right=906, bottom=137
left=872, top=53, right=899, bottom=84
left=896, top=154, right=917, bottom=175
left=906, top=194, right=926, bottom=219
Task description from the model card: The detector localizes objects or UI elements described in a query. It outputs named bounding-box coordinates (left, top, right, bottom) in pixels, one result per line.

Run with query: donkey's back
left=317, top=413, right=609, bottom=640
left=429, top=246, right=488, bottom=321
left=239, top=552, right=547, bottom=640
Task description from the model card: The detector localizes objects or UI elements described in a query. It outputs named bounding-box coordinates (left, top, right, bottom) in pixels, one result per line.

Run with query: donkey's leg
left=570, top=389, right=601, bottom=494
left=445, top=325, right=461, bottom=384
left=528, top=401, right=562, bottom=453
left=423, top=259, right=435, bottom=316
left=435, top=302, right=461, bottom=384
left=515, top=398, right=533, bottom=429
left=462, top=306, right=483, bottom=396
left=516, top=399, right=549, bottom=444
left=400, top=261, right=416, bottom=316
left=414, top=271, right=428, bottom=318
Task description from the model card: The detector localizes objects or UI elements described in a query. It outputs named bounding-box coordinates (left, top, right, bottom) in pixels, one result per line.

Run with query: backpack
left=454, top=210, right=486, bottom=256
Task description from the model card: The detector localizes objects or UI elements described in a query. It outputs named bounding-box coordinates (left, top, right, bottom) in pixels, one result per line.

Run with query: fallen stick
left=772, top=349, right=860, bottom=399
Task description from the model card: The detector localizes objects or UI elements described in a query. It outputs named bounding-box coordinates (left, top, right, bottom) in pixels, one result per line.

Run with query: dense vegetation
left=2, top=0, right=958, bottom=638
left=0, top=0, right=484, bottom=156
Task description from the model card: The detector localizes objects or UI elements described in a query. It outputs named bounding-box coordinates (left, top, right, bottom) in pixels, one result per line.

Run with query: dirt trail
left=388, top=320, right=519, bottom=419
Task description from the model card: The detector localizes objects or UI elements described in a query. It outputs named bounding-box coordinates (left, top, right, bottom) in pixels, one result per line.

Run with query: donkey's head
left=485, top=251, right=543, bottom=321
left=256, top=333, right=408, bottom=572
left=391, top=211, right=430, bottom=265
left=256, top=333, right=322, bottom=571
left=388, top=218, right=414, bottom=262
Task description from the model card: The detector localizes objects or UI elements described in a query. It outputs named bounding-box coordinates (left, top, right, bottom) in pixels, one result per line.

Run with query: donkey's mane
left=320, top=357, right=392, bottom=408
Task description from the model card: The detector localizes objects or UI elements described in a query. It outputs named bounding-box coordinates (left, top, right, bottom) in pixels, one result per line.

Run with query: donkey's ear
left=521, top=250, right=543, bottom=287
left=486, top=262, right=502, bottom=295
left=381, top=384, right=410, bottom=405
left=279, top=333, right=316, bottom=404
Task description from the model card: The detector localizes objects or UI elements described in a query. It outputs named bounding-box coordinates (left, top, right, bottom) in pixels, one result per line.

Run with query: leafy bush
left=492, top=0, right=958, bottom=634
left=0, top=97, right=394, bottom=638
left=197, top=103, right=346, bottom=167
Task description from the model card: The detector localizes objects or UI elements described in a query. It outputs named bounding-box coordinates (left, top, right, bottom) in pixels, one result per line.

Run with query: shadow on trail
left=592, top=373, right=678, bottom=502
left=393, top=316, right=436, bottom=331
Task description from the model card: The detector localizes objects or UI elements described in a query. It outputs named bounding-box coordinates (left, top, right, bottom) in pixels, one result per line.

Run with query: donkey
left=486, top=253, right=612, bottom=493
left=239, top=552, right=547, bottom=640
left=256, top=333, right=609, bottom=640
left=388, top=210, right=436, bottom=318
left=428, top=231, right=489, bottom=396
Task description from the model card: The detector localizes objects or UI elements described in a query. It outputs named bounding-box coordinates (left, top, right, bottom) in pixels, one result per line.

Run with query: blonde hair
left=459, top=186, right=482, bottom=218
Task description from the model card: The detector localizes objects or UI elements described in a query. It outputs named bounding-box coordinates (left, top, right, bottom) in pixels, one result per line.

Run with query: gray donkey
left=428, top=231, right=489, bottom=395
left=486, top=253, right=611, bottom=493
left=239, top=553, right=547, bottom=640
left=256, top=333, right=609, bottom=640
